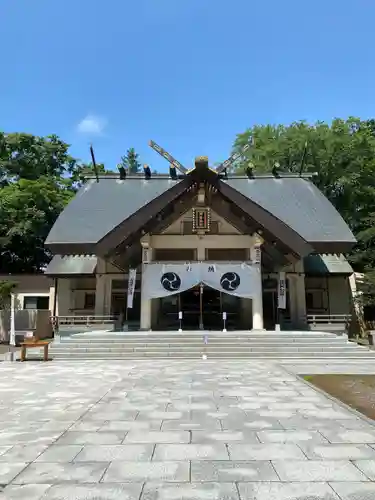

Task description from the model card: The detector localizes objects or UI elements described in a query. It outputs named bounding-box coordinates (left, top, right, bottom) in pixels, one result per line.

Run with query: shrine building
left=44, top=154, right=356, bottom=331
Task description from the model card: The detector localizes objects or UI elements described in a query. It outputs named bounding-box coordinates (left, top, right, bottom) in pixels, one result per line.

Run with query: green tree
left=120, top=148, right=141, bottom=174
left=72, top=162, right=106, bottom=187
left=0, top=132, right=78, bottom=184
left=0, top=280, right=16, bottom=342
left=233, top=117, right=375, bottom=307
left=0, top=132, right=86, bottom=273
left=0, top=177, right=73, bottom=272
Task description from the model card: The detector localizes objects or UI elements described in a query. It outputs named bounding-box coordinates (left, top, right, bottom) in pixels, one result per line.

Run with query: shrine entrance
left=156, top=285, right=242, bottom=330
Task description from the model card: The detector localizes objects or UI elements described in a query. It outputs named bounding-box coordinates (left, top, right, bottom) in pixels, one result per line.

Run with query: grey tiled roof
left=45, top=177, right=182, bottom=247
left=45, top=255, right=97, bottom=276
left=45, top=175, right=355, bottom=250
left=304, top=254, right=353, bottom=275
left=224, top=177, right=356, bottom=245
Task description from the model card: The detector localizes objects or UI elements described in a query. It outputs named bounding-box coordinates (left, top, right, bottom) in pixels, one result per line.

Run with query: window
left=23, top=296, right=50, bottom=310
left=84, top=293, right=95, bottom=309
left=153, top=248, right=196, bottom=261
left=206, top=248, right=248, bottom=261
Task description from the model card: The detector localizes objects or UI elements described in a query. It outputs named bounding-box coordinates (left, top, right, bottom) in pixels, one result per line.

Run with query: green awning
left=45, top=255, right=97, bottom=277
left=304, top=254, right=353, bottom=275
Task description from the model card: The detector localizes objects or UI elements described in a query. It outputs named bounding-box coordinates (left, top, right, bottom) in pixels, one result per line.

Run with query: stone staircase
left=37, top=331, right=375, bottom=361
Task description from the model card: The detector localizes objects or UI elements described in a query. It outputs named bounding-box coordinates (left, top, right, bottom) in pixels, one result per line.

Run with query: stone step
left=46, top=352, right=375, bottom=360
left=40, top=330, right=372, bottom=361
left=61, top=334, right=343, bottom=340
left=69, top=333, right=337, bottom=339
left=60, top=337, right=347, bottom=345
left=70, top=330, right=336, bottom=336
left=50, top=345, right=366, bottom=353
left=56, top=341, right=348, bottom=349
left=48, top=344, right=374, bottom=354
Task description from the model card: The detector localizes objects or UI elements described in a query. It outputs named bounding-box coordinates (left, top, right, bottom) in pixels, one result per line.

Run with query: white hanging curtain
left=142, top=263, right=201, bottom=299
left=142, top=262, right=259, bottom=299
left=201, top=262, right=260, bottom=298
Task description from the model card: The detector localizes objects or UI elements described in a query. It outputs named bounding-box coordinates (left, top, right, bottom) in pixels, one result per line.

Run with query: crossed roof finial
left=149, top=140, right=251, bottom=175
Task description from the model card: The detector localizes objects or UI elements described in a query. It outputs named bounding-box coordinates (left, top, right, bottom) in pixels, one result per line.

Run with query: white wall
left=0, top=274, right=53, bottom=311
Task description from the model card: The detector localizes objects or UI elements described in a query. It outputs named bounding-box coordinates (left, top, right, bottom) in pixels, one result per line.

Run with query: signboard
left=143, top=248, right=150, bottom=263
left=192, top=208, right=211, bottom=232
left=253, top=245, right=261, bottom=264
left=222, top=312, right=227, bottom=320
left=277, top=272, right=286, bottom=309
left=127, top=269, right=137, bottom=309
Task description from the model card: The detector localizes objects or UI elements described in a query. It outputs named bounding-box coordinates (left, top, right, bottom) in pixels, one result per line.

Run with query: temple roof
left=44, top=254, right=97, bottom=277
left=225, top=177, right=354, bottom=247
left=45, top=172, right=356, bottom=258
left=46, top=176, right=183, bottom=251
left=303, top=253, right=353, bottom=275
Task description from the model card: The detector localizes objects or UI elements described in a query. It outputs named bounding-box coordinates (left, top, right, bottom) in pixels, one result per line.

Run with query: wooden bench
left=20, top=340, right=50, bottom=362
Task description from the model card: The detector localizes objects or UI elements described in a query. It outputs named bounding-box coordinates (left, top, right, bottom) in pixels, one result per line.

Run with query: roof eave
left=311, top=241, right=357, bottom=254
left=45, top=272, right=96, bottom=278
left=216, top=178, right=314, bottom=258
left=44, top=242, right=97, bottom=255
left=95, top=176, right=195, bottom=256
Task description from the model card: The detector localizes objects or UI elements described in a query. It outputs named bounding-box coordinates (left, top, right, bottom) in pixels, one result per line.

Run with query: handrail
left=307, top=314, right=351, bottom=324
left=51, top=315, right=117, bottom=326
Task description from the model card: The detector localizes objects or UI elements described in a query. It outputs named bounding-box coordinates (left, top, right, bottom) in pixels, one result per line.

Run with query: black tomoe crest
left=220, top=272, right=240, bottom=291
left=161, top=272, right=181, bottom=291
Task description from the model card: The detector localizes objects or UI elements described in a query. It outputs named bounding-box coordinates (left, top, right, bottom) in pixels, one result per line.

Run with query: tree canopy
left=0, top=133, right=83, bottom=273
left=120, top=147, right=141, bottom=174
left=232, top=117, right=375, bottom=305
left=0, top=134, right=145, bottom=273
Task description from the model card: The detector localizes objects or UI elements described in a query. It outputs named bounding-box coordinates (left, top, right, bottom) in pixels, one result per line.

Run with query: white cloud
left=77, top=114, right=107, bottom=135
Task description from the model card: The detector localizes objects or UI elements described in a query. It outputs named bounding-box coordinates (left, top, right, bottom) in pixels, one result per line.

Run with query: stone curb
left=281, top=364, right=375, bottom=429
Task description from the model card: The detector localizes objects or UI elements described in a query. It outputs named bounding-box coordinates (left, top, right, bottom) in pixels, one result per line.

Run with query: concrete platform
left=0, top=360, right=375, bottom=499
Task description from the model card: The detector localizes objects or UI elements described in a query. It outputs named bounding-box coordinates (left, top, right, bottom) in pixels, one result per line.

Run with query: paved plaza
left=0, top=360, right=375, bottom=499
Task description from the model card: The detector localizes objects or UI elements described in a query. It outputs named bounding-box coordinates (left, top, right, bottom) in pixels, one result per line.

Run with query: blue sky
left=1, top=0, right=374, bottom=173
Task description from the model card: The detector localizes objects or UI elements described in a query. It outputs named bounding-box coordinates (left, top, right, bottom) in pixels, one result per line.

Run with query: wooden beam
left=216, top=180, right=313, bottom=257
left=105, top=185, right=199, bottom=261
left=209, top=195, right=290, bottom=267
left=95, top=176, right=195, bottom=256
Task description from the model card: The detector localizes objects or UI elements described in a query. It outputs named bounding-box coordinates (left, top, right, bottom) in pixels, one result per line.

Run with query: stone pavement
left=0, top=360, right=374, bottom=499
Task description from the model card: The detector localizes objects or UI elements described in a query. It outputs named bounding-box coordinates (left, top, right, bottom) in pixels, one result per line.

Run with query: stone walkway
left=0, top=361, right=375, bottom=499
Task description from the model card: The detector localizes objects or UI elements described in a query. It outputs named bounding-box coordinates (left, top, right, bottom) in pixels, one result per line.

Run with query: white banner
left=127, top=269, right=137, bottom=308
left=277, top=271, right=286, bottom=309
left=142, top=262, right=260, bottom=299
